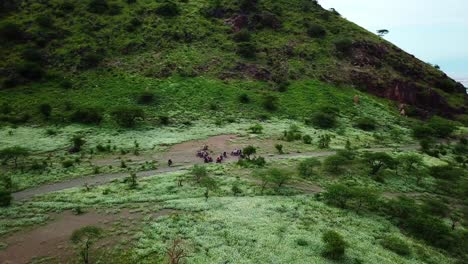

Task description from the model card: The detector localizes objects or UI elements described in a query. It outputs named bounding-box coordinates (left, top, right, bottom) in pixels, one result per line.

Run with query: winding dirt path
left=12, top=134, right=419, bottom=201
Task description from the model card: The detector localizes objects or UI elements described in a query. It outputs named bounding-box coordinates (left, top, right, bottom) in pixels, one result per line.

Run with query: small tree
left=70, top=226, right=103, bottom=264
left=200, top=176, right=217, bottom=201
left=0, top=175, right=12, bottom=207
left=298, top=158, right=321, bottom=178
left=269, top=168, right=292, bottom=188
left=128, top=172, right=138, bottom=189
left=318, top=134, right=331, bottom=149
left=166, top=239, right=189, bottom=264
left=363, top=152, right=396, bottom=176
left=70, top=135, right=85, bottom=153
left=275, top=144, right=284, bottom=154
left=398, top=153, right=425, bottom=184
left=0, top=146, right=30, bottom=168
left=253, top=169, right=271, bottom=194
left=323, top=154, right=348, bottom=174
left=322, top=230, right=347, bottom=260
left=243, top=145, right=257, bottom=159
left=377, top=29, right=389, bottom=37
left=191, top=165, right=207, bottom=183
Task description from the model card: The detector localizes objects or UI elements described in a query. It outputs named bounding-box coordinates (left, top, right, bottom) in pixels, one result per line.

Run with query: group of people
left=196, top=145, right=229, bottom=163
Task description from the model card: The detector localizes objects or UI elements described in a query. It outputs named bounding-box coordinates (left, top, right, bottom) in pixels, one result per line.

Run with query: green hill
left=0, top=0, right=466, bottom=126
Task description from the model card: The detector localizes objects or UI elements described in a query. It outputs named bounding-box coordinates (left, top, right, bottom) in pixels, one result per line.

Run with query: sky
left=319, top=0, right=468, bottom=81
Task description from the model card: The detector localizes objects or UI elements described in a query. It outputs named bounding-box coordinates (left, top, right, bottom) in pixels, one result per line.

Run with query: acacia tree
left=269, top=167, right=292, bottom=188
left=166, top=239, right=190, bottom=264
left=200, top=176, right=217, bottom=201
left=191, top=165, right=207, bottom=183
left=243, top=145, right=257, bottom=159
left=363, top=152, right=396, bottom=176
left=0, top=146, right=30, bottom=168
left=377, top=29, right=389, bottom=37
left=70, top=226, right=103, bottom=264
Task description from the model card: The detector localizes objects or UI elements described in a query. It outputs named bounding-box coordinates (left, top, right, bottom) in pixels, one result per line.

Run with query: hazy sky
left=319, top=0, right=468, bottom=79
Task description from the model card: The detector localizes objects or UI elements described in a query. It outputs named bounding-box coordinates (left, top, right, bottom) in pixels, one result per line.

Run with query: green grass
left=0, top=167, right=455, bottom=263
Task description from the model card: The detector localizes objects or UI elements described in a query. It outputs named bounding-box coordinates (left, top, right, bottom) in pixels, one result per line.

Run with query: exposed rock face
left=345, top=41, right=467, bottom=118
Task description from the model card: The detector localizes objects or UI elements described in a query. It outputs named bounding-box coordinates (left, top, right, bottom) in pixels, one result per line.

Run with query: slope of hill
left=0, top=0, right=466, bottom=124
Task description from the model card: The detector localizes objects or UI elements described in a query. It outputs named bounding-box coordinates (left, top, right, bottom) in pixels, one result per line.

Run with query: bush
left=17, top=62, right=45, bottom=80
left=262, top=95, right=278, bottom=112
left=0, top=189, right=12, bottom=207
left=412, top=124, right=434, bottom=139
left=70, top=108, right=103, bottom=125
left=22, top=47, right=43, bottom=62
left=334, top=38, right=353, bottom=54
left=249, top=124, right=263, bottom=134
left=380, top=235, right=411, bottom=256
left=159, top=115, right=170, bottom=126
left=355, top=117, right=376, bottom=131
left=137, top=91, right=155, bottom=104
left=323, top=154, right=348, bottom=174
left=322, top=230, right=347, bottom=260
left=429, top=165, right=463, bottom=181
left=283, top=125, right=302, bottom=142
left=307, top=23, right=326, bottom=38
left=239, top=93, right=250, bottom=104
left=243, top=145, right=257, bottom=159
left=81, top=52, right=104, bottom=68
left=36, top=15, right=53, bottom=28
left=317, top=134, right=331, bottom=149
left=308, top=107, right=339, bottom=129
left=233, top=29, right=251, bottom=42
left=0, top=22, right=23, bottom=42
left=237, top=42, right=256, bottom=58
left=428, top=116, right=456, bottom=138
left=298, top=158, right=321, bottom=178
left=88, top=0, right=109, bottom=14
left=275, top=144, right=283, bottom=154
left=39, top=103, right=52, bottom=119
left=111, top=107, right=144, bottom=128
left=155, top=1, right=180, bottom=17
left=62, top=160, right=74, bottom=168
left=302, top=135, right=312, bottom=144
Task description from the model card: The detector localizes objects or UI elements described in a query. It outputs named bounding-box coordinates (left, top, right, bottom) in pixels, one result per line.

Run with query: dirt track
left=13, top=133, right=418, bottom=201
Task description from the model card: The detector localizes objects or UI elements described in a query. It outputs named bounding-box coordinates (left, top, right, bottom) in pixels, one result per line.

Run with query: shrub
left=36, top=15, right=53, bottom=28
left=362, top=152, right=396, bottom=176
left=62, top=160, right=74, bottom=168
left=70, top=108, right=103, bottom=125
left=334, top=38, right=353, bottom=54
left=239, top=0, right=258, bottom=12
left=81, top=52, right=104, bottom=68
left=317, top=134, right=331, bottom=149
left=0, top=22, right=23, bottom=42
left=429, top=165, right=463, bottom=181
left=275, top=144, right=283, bottom=154
left=380, top=235, right=411, bottom=256
left=155, top=1, right=180, bottom=17
left=323, top=154, right=348, bottom=174
left=0, top=189, right=12, bottom=207
left=87, top=0, right=109, bottom=14
left=22, top=47, right=42, bottom=62
left=137, top=91, right=155, bottom=104
left=243, top=145, right=257, bottom=159
left=111, top=107, right=145, bottom=128
left=249, top=124, right=263, bottom=134
left=191, top=165, right=207, bottom=183
left=307, top=23, right=326, bottom=38
left=283, top=125, right=302, bottom=142
left=302, top=135, right=312, bottom=144
left=233, top=29, right=251, bottom=42
left=298, top=158, right=321, bottom=178
left=412, top=124, right=434, bottom=139
left=355, top=117, right=376, bottom=131
left=308, top=107, right=339, bottom=129
left=322, top=230, right=347, bottom=260
left=237, top=42, right=256, bottom=58
left=159, top=115, right=170, bottom=125
left=262, top=95, right=278, bottom=112
left=428, top=116, right=456, bottom=138
left=239, top=93, right=250, bottom=104
left=38, top=103, right=52, bottom=119
left=17, top=62, right=45, bottom=80
left=269, top=167, right=293, bottom=188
